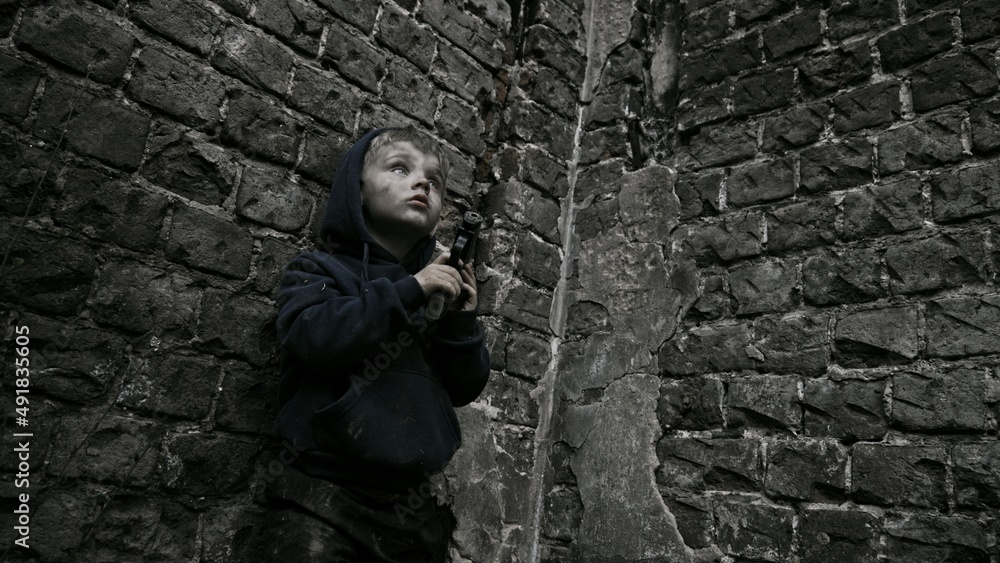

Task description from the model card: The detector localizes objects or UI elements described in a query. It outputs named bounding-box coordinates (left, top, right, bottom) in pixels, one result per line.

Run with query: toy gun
left=425, top=211, right=483, bottom=321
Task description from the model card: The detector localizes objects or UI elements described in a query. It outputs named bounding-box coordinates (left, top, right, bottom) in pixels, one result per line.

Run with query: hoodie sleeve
left=427, top=310, right=491, bottom=407
left=276, top=254, right=425, bottom=374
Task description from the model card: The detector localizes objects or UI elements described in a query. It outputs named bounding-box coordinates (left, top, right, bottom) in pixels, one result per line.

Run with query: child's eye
left=428, top=180, right=438, bottom=191
left=391, top=167, right=407, bottom=175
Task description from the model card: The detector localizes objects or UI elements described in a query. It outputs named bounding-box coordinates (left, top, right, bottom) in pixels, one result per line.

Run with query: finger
left=432, top=252, right=450, bottom=265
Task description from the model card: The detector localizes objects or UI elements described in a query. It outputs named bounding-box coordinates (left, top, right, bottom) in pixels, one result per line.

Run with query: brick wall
left=1, top=0, right=999, bottom=562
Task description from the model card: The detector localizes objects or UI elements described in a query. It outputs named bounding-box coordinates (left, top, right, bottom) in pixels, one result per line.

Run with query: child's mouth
left=408, top=195, right=429, bottom=209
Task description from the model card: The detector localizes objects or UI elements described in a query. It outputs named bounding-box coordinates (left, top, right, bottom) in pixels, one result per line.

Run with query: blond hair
left=363, top=126, right=451, bottom=188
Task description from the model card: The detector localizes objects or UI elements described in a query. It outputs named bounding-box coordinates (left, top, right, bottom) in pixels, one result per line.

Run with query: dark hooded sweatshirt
left=273, top=129, right=490, bottom=493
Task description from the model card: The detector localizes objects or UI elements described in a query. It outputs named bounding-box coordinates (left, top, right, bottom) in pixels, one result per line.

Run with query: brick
left=117, top=353, right=220, bottom=420
left=484, top=373, right=539, bottom=427
left=728, top=375, right=800, bottom=430
left=767, top=196, right=837, bottom=253
left=566, top=298, right=613, bottom=335
left=618, top=165, right=679, bottom=242
left=297, top=127, right=352, bottom=184
left=522, top=146, right=569, bottom=198
left=681, top=122, right=758, bottom=169
left=753, top=313, right=829, bottom=375
left=216, top=362, right=280, bottom=434
left=763, top=10, right=822, bottom=60
left=506, top=331, right=550, bottom=381
left=0, top=53, right=42, bottom=123
left=877, top=13, right=953, bottom=73
left=315, top=0, right=378, bottom=33
left=530, top=0, right=582, bottom=41
left=377, top=5, right=437, bottom=72
left=970, top=100, right=1000, bottom=154
left=55, top=167, right=169, bottom=252
left=437, top=95, right=486, bottom=154
left=214, top=0, right=251, bottom=18
left=579, top=124, right=631, bottom=165
left=680, top=34, right=762, bottom=88
left=682, top=211, right=764, bottom=265
left=127, top=46, right=226, bottom=129
left=842, top=176, right=923, bottom=239
left=518, top=65, right=577, bottom=118
left=419, top=0, right=504, bottom=68
left=222, top=90, right=303, bottom=166
left=0, top=129, right=56, bottom=218
left=832, top=81, right=901, bottom=134
left=676, top=170, right=723, bottom=219
left=659, top=321, right=756, bottom=375
left=542, top=488, right=582, bottom=542
left=321, top=24, right=387, bottom=93
left=465, top=0, right=512, bottom=30
left=961, top=0, right=1000, bottom=44
left=954, top=442, right=1000, bottom=508
left=933, top=160, right=1000, bottom=221
left=884, top=514, right=991, bottom=561
left=827, top=0, right=898, bottom=41
left=803, top=379, right=887, bottom=440
left=656, top=438, right=762, bottom=491
left=677, top=83, right=730, bottom=131
left=0, top=0, right=17, bottom=35
left=800, top=508, right=879, bottom=563
left=254, top=0, right=325, bottom=54
left=766, top=440, right=848, bottom=501
left=800, top=139, right=873, bottom=193
left=835, top=306, right=919, bottom=367
left=165, top=206, right=253, bottom=279
left=664, top=497, right=714, bottom=549
left=716, top=502, right=794, bottom=562
left=162, top=433, right=260, bottom=495
left=253, top=237, right=300, bottom=296
left=729, top=260, right=797, bottom=316
left=90, top=261, right=202, bottom=335
left=15, top=1, right=134, bottom=85
left=728, top=158, right=795, bottom=207
left=732, top=67, right=795, bottom=116
left=0, top=230, right=96, bottom=316
left=383, top=59, right=436, bottom=126
left=657, top=378, right=724, bottom=430
left=142, top=127, right=240, bottom=206
left=494, top=282, right=553, bottom=332
left=733, top=0, right=794, bottom=25
left=504, top=100, right=575, bottom=161
left=130, top=0, right=224, bottom=56
left=684, top=3, right=730, bottom=49
left=911, top=51, right=999, bottom=112
left=877, top=114, right=965, bottom=176
left=803, top=247, right=885, bottom=305
left=885, top=232, right=987, bottom=294
left=48, top=413, right=161, bottom=488
left=852, top=444, right=947, bottom=508
left=762, top=103, right=827, bottom=153
left=514, top=232, right=561, bottom=288
left=213, top=25, right=293, bottom=96
left=524, top=24, right=585, bottom=85
left=289, top=65, right=359, bottom=135
left=431, top=41, right=494, bottom=104
left=485, top=180, right=560, bottom=243
left=585, top=81, right=635, bottom=126
left=196, top=289, right=277, bottom=366
left=925, top=294, right=1000, bottom=357
left=797, top=41, right=872, bottom=96
left=236, top=165, right=314, bottom=232
left=893, top=367, right=987, bottom=431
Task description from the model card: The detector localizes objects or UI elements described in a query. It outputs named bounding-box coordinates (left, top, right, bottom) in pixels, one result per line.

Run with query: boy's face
left=360, top=140, right=444, bottom=244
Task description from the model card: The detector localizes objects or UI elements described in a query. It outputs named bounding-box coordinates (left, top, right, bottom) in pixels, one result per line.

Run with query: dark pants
left=259, top=466, right=453, bottom=562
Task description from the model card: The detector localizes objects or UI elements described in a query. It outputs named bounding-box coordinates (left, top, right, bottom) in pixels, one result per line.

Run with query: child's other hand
left=455, top=261, right=478, bottom=312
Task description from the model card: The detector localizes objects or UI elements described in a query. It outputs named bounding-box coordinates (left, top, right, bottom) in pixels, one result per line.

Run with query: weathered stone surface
left=236, top=164, right=315, bottom=232
left=797, top=40, right=872, bottom=96
left=0, top=53, right=41, bottom=122
left=315, top=0, right=378, bottom=33
left=542, top=486, right=582, bottom=542
left=559, top=332, right=652, bottom=401
left=877, top=13, right=953, bottom=72
left=679, top=122, right=758, bottom=169
left=505, top=331, right=550, bottom=381
left=419, top=0, right=503, bottom=68
left=514, top=232, right=561, bottom=288
left=762, top=103, right=827, bottom=153
left=572, top=375, right=691, bottom=562
left=728, top=375, right=800, bottom=430
left=677, top=83, right=729, bottom=131
left=0, top=230, right=96, bottom=316
left=16, top=1, right=134, bottom=85
left=383, top=58, right=436, bottom=126
left=732, top=67, right=795, bottom=117
left=765, top=439, right=848, bottom=501
left=485, top=180, right=560, bottom=243
left=618, top=165, right=678, bottom=242
left=684, top=3, right=729, bottom=49
left=681, top=211, right=764, bottom=265
left=166, top=205, right=253, bottom=279
left=56, top=167, right=170, bottom=252
left=524, top=24, right=585, bottom=85
left=716, top=501, right=794, bottom=562
left=223, top=90, right=303, bottom=165
left=377, top=6, right=436, bottom=72
left=297, top=126, right=352, bottom=184
left=16, top=488, right=102, bottom=561
left=800, top=508, right=879, bottom=563
left=660, top=321, right=755, bottom=375
left=675, top=170, right=723, bottom=219
left=254, top=0, right=325, bottom=54
left=833, top=81, right=901, bottom=134
left=436, top=95, right=485, bottom=153
left=90, top=261, right=202, bottom=336
left=483, top=372, right=538, bottom=427
left=953, top=442, right=1000, bottom=508
left=926, top=293, right=1000, bottom=357
left=289, top=65, right=359, bottom=134
left=48, top=413, right=163, bottom=485
left=753, top=313, right=829, bottom=375
left=729, top=259, right=798, bottom=315
left=658, top=377, right=723, bottom=430
left=161, top=432, right=260, bottom=495
left=431, top=40, right=494, bottom=104
left=130, top=0, right=222, bottom=56
left=763, top=10, right=821, bottom=59
left=128, top=47, right=226, bottom=129
left=843, top=176, right=923, bottom=238
left=878, top=114, right=965, bottom=176
left=803, top=246, right=885, bottom=305
left=494, top=282, right=553, bottom=333
left=804, top=378, right=887, bottom=440
left=835, top=306, right=919, bottom=367
left=216, top=362, right=281, bottom=434
left=884, top=232, right=987, bottom=294
left=884, top=513, right=991, bottom=562
left=962, top=0, right=1000, bottom=43
left=680, top=34, right=762, bottom=89
left=727, top=157, right=795, bottom=207
left=254, top=237, right=300, bottom=296
left=90, top=497, right=199, bottom=561
left=213, top=25, right=293, bottom=95
left=911, top=51, right=998, bottom=112
left=503, top=100, right=575, bottom=161
left=196, top=288, right=277, bottom=366
left=931, top=159, right=1000, bottom=221
left=663, top=496, right=713, bottom=549
left=767, top=196, right=837, bottom=252
left=117, top=353, right=220, bottom=420
left=827, top=0, right=898, bottom=40
left=852, top=444, right=948, bottom=508
left=143, top=127, right=240, bottom=206
left=892, top=367, right=987, bottom=431
left=800, top=139, right=873, bottom=193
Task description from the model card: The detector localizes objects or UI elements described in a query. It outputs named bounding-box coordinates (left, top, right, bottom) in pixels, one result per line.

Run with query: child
left=263, top=127, right=491, bottom=562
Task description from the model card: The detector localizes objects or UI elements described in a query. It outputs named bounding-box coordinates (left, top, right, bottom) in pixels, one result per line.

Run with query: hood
left=318, top=128, right=437, bottom=275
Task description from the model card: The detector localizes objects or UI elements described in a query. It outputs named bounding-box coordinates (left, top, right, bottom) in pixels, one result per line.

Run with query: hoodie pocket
left=311, top=369, right=461, bottom=474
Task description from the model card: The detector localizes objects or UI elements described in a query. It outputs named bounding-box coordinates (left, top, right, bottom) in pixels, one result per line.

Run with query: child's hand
left=455, top=261, right=478, bottom=312
left=414, top=253, right=478, bottom=312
